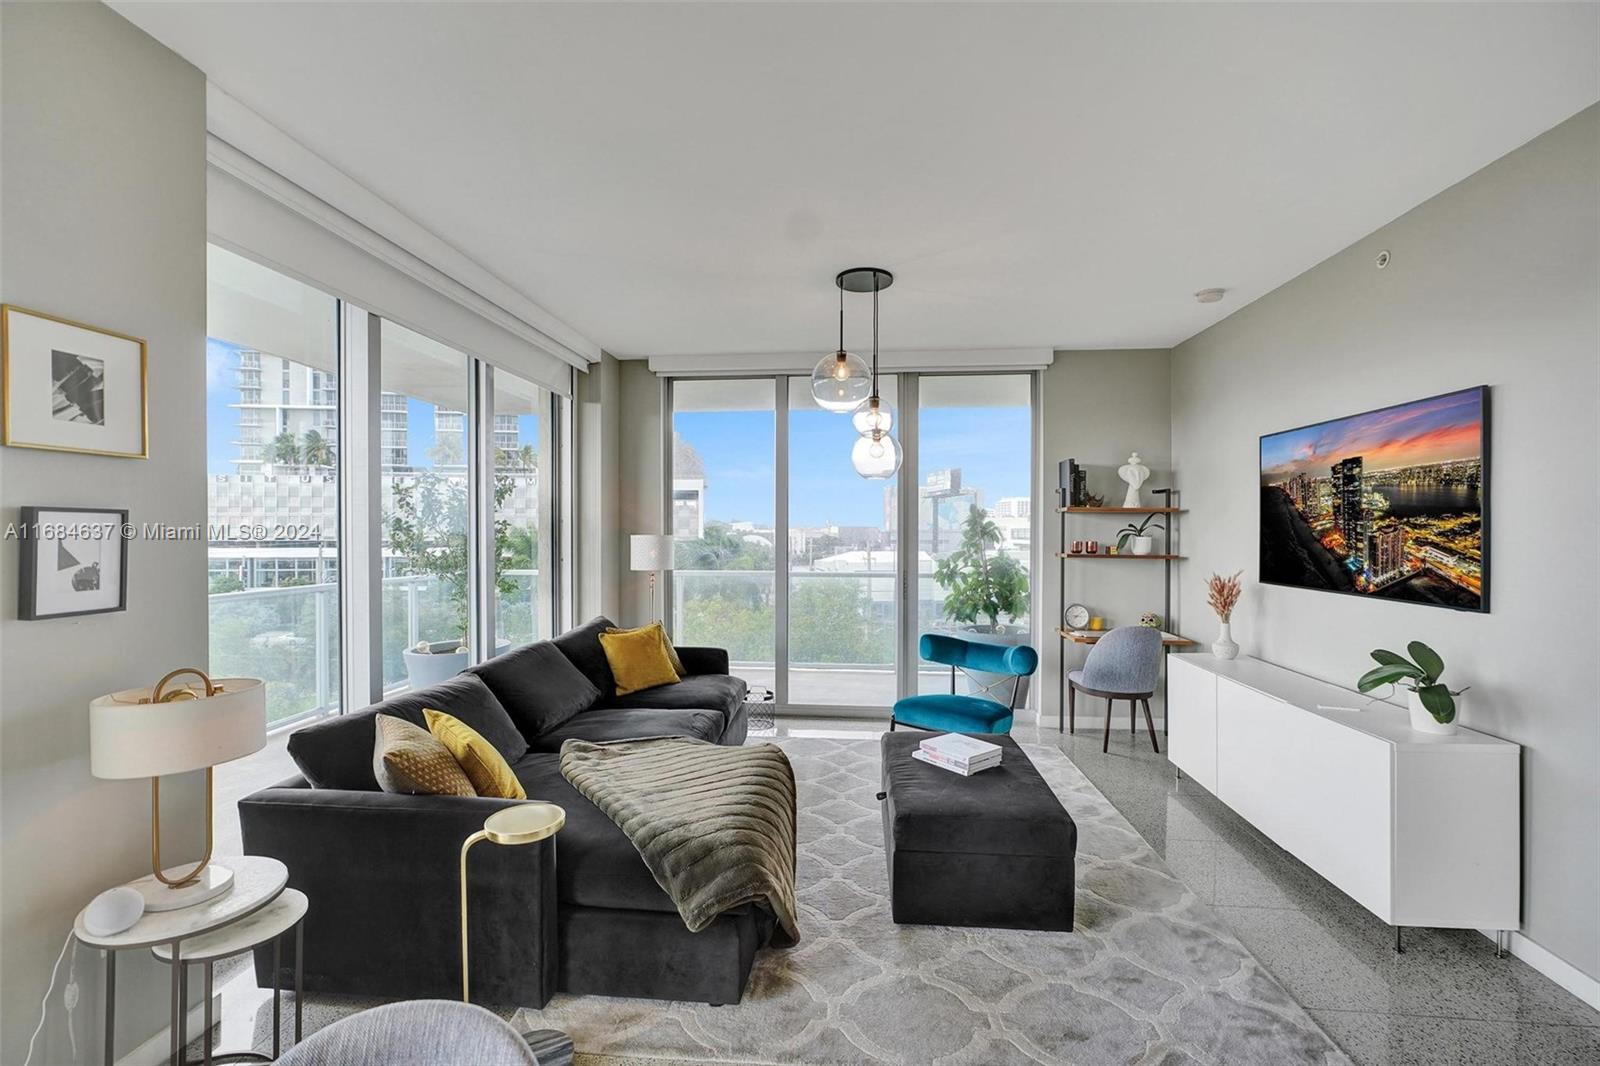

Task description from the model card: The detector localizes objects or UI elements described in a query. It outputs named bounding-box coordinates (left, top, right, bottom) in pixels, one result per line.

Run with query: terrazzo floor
left=198, top=715, right=1599, bottom=1065
left=1033, top=718, right=1600, bottom=1065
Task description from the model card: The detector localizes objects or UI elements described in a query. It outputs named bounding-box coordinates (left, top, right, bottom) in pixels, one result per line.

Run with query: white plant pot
left=1407, top=689, right=1459, bottom=736
left=1130, top=535, right=1154, bottom=556
left=1211, top=621, right=1239, bottom=660
left=403, top=638, right=512, bottom=687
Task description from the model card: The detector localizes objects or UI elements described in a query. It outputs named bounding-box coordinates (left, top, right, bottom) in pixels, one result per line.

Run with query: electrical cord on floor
left=23, top=931, right=77, bottom=1066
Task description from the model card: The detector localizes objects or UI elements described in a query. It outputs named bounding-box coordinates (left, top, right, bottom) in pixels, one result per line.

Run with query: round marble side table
left=74, top=856, right=288, bottom=1066
left=152, top=887, right=308, bottom=1065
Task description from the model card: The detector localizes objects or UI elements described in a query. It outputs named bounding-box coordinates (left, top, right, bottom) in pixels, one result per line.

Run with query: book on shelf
left=912, top=749, right=998, bottom=777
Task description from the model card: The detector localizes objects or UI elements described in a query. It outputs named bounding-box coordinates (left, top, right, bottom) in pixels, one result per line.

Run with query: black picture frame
left=1257, top=385, right=1489, bottom=614
left=17, top=506, right=130, bottom=620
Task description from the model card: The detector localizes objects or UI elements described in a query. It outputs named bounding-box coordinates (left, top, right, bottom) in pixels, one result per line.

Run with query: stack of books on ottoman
left=911, top=734, right=1003, bottom=777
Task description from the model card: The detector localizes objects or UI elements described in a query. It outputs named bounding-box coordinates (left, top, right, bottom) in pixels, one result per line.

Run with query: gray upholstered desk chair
left=273, top=999, right=573, bottom=1066
left=1066, top=625, right=1163, bottom=754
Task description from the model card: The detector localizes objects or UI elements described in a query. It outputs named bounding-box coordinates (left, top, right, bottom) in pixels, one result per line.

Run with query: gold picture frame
left=1, top=304, right=149, bottom=459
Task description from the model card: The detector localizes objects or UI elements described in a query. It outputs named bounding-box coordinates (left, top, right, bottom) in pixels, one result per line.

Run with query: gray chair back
left=1079, top=625, right=1163, bottom=695
left=274, top=1000, right=540, bottom=1066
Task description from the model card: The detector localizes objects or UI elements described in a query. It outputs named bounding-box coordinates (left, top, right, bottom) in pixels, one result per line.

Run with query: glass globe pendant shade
left=851, top=428, right=903, bottom=479
left=810, top=349, right=872, bottom=412
left=851, top=395, right=895, bottom=436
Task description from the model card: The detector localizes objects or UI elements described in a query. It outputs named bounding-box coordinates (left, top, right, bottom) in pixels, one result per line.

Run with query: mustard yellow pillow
left=424, top=709, right=526, bottom=800
left=599, top=623, right=681, bottom=696
left=605, top=621, right=686, bottom=676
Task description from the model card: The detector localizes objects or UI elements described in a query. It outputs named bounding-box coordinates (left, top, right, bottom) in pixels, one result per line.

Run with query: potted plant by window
left=932, top=506, right=1032, bottom=708
left=1356, top=641, right=1468, bottom=736
left=390, top=474, right=517, bottom=687
left=1115, top=515, right=1165, bottom=556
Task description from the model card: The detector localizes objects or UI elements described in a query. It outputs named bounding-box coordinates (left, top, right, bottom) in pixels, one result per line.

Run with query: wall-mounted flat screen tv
left=1259, top=386, right=1488, bottom=612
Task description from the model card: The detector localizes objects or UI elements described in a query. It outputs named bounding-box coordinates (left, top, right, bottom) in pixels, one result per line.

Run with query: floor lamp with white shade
left=629, top=534, right=675, bottom=622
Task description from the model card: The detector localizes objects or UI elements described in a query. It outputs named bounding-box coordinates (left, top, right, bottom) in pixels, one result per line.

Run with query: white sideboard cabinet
left=1167, top=654, right=1520, bottom=942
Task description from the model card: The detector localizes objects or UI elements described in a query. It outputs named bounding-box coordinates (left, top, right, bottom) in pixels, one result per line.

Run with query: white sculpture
left=1118, top=452, right=1150, bottom=509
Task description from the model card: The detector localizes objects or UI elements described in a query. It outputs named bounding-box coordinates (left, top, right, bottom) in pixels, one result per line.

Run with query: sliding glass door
left=667, top=371, right=1034, bottom=716
left=787, top=375, right=899, bottom=708
left=915, top=374, right=1035, bottom=694
left=669, top=379, right=777, bottom=694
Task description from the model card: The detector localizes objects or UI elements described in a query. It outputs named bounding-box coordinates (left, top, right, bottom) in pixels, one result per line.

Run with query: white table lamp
left=90, top=668, right=266, bottom=911
left=629, top=534, right=675, bottom=621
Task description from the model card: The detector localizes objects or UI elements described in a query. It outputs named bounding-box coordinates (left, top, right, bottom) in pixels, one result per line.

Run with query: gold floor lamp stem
left=460, top=829, right=489, bottom=1002
left=151, top=766, right=215, bottom=887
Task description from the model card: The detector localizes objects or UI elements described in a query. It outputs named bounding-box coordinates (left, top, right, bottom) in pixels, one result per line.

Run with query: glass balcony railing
left=210, top=570, right=542, bottom=731
left=210, top=566, right=1029, bottom=731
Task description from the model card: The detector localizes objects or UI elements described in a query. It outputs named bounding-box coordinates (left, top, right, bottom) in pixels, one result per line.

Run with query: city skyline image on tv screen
left=1259, top=386, right=1488, bottom=612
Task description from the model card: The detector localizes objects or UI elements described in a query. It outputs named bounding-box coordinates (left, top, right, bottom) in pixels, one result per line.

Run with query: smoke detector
left=1375, top=250, right=1391, bottom=269
left=1194, top=288, right=1226, bottom=304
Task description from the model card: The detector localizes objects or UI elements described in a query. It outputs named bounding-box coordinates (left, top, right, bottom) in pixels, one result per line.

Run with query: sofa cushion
left=598, top=625, right=681, bottom=696
left=606, top=674, right=748, bottom=725
left=511, top=754, right=677, bottom=913
left=468, top=640, right=600, bottom=737
left=425, top=709, right=526, bottom=800
left=552, top=616, right=619, bottom=698
left=372, top=714, right=477, bottom=796
left=288, top=673, right=527, bottom=791
left=527, top=706, right=724, bottom=752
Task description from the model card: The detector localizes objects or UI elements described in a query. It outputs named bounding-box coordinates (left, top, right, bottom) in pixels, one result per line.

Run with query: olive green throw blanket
left=558, top=738, right=800, bottom=947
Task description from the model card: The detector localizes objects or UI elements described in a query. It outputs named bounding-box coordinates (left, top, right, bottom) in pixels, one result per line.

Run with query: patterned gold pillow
left=373, top=713, right=476, bottom=796
left=425, top=709, right=526, bottom=800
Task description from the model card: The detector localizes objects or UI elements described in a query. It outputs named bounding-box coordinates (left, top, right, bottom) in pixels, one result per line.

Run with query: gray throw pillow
left=469, top=640, right=602, bottom=738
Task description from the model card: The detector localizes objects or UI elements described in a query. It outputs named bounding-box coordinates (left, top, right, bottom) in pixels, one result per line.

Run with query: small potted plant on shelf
left=1356, top=641, right=1468, bottom=736
left=1206, top=571, right=1242, bottom=659
left=1115, top=515, right=1165, bottom=556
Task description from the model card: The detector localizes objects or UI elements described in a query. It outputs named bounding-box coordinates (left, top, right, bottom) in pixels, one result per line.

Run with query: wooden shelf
left=1058, top=506, right=1183, bottom=514
left=1059, top=628, right=1197, bottom=648
left=1056, top=552, right=1183, bottom=560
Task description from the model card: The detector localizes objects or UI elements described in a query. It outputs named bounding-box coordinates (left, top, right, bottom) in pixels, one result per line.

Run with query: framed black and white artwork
left=18, top=507, right=129, bottom=620
left=1, top=305, right=148, bottom=459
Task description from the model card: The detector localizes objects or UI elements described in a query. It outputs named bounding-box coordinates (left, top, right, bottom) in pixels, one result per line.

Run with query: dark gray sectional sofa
left=239, top=616, right=771, bottom=1007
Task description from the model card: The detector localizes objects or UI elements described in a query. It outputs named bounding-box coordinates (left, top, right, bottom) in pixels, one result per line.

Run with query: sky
left=1259, top=388, right=1484, bottom=483
left=677, top=404, right=1033, bottom=529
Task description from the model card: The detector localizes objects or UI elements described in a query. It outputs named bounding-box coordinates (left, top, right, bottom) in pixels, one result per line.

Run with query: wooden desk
left=1058, top=628, right=1196, bottom=647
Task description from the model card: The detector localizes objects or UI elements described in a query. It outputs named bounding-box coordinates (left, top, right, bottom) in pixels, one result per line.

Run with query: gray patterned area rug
left=522, top=736, right=1348, bottom=1065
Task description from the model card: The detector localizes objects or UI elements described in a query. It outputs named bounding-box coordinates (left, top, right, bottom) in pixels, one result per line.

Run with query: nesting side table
left=151, top=887, right=308, bottom=1064
left=74, top=856, right=288, bottom=1066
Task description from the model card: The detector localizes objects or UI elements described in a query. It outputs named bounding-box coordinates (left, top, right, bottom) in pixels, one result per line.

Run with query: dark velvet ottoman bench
left=879, top=732, right=1076, bottom=931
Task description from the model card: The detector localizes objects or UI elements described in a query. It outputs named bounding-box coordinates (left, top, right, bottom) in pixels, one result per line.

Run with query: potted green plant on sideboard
left=933, top=505, right=1032, bottom=707
left=1356, top=641, right=1469, bottom=736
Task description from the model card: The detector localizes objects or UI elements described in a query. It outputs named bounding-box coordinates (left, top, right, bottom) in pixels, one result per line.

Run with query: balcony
left=209, top=569, right=542, bottom=731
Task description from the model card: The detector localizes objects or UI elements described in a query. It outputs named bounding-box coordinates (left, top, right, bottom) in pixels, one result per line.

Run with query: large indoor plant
left=933, top=506, right=1032, bottom=707
left=1356, top=641, right=1468, bottom=735
left=389, top=473, right=518, bottom=686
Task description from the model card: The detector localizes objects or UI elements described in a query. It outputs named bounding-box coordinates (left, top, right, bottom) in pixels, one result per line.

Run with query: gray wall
left=617, top=359, right=666, bottom=626
left=1037, top=350, right=1175, bottom=726
left=574, top=352, right=622, bottom=623
left=1, top=2, right=209, bottom=1061
left=1171, top=105, right=1599, bottom=982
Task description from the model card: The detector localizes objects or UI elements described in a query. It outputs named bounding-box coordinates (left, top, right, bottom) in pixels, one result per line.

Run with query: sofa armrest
left=674, top=645, right=729, bottom=676
left=240, top=784, right=558, bottom=1005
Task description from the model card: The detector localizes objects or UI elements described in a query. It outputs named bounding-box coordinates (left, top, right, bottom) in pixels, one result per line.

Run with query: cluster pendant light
left=810, top=268, right=902, bottom=480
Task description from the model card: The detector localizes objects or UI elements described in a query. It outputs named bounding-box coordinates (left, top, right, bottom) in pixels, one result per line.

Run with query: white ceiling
left=113, top=1, right=1599, bottom=360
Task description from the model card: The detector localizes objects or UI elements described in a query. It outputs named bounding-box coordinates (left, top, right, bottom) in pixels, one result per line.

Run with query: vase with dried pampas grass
left=1206, top=571, right=1243, bottom=660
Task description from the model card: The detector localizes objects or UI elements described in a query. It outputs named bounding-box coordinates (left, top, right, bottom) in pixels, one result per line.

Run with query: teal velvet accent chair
left=890, top=633, right=1040, bottom=735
